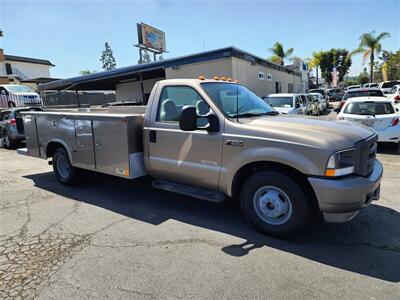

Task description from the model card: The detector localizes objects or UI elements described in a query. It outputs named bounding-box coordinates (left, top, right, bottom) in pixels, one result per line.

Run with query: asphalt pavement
left=0, top=105, right=399, bottom=299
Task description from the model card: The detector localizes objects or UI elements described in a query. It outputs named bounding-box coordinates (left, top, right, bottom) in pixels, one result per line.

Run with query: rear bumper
left=308, top=160, right=383, bottom=223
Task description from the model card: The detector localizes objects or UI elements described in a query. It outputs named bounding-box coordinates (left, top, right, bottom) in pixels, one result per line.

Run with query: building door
left=275, top=81, right=281, bottom=93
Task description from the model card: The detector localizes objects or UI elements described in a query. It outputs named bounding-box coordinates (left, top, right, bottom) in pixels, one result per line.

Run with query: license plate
left=361, top=121, right=375, bottom=126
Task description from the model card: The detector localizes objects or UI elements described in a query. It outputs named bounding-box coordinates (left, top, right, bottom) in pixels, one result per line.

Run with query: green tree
left=268, top=42, right=294, bottom=66
left=354, top=31, right=391, bottom=83
left=385, top=50, right=400, bottom=80
left=79, top=69, right=97, bottom=75
left=319, top=49, right=352, bottom=85
left=100, top=42, right=116, bottom=70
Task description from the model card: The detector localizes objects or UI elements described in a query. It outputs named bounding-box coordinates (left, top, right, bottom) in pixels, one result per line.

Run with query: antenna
left=236, top=59, right=239, bottom=122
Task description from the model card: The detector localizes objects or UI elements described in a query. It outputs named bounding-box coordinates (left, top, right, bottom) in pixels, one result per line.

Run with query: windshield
left=267, top=96, right=293, bottom=107
left=309, top=89, right=325, bottom=96
left=344, top=90, right=383, bottom=100
left=4, top=85, right=34, bottom=93
left=344, top=102, right=395, bottom=115
left=201, top=82, right=275, bottom=118
left=382, top=81, right=400, bottom=88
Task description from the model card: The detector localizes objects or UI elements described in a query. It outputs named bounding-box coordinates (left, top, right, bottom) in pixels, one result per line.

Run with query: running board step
left=152, top=179, right=225, bottom=203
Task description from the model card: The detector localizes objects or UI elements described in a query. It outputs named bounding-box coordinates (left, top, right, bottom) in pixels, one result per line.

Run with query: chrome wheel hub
left=253, top=186, right=293, bottom=225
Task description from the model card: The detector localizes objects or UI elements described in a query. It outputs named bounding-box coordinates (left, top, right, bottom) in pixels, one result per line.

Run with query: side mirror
left=179, top=106, right=220, bottom=133
left=179, top=106, right=198, bottom=131
left=396, top=108, right=399, bottom=112
left=295, top=102, right=300, bottom=108
left=0, top=90, right=6, bottom=95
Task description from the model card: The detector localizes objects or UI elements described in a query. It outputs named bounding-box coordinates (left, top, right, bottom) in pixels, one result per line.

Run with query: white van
left=0, top=84, right=41, bottom=107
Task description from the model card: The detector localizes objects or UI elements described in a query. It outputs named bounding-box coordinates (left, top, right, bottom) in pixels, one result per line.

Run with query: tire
left=52, top=147, right=80, bottom=185
left=4, top=132, right=16, bottom=149
left=240, top=171, right=311, bottom=238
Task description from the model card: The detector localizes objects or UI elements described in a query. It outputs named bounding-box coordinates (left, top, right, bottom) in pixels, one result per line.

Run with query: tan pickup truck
left=19, top=79, right=383, bottom=237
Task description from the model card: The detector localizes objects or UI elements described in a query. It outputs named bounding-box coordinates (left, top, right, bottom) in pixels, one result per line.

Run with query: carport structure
left=38, top=46, right=301, bottom=106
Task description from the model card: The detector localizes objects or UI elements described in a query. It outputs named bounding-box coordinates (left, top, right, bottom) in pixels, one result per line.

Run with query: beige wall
left=115, top=77, right=165, bottom=102
left=4, top=60, right=51, bottom=79
left=231, top=57, right=302, bottom=97
left=165, top=58, right=233, bottom=80
left=114, top=56, right=302, bottom=103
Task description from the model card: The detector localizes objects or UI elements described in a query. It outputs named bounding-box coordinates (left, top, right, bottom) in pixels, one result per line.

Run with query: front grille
left=354, top=134, right=377, bottom=177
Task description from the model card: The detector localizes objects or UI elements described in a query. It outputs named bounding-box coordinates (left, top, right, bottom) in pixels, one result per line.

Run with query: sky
left=1, top=0, right=399, bottom=79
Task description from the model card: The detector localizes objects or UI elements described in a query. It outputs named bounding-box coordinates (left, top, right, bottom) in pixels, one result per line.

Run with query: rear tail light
left=8, top=118, right=17, bottom=126
left=391, top=118, right=399, bottom=127
left=394, top=95, right=400, bottom=100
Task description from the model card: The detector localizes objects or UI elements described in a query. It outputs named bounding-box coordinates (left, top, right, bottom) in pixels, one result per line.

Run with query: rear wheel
left=4, top=132, right=16, bottom=149
left=240, top=171, right=311, bottom=237
left=53, top=147, right=80, bottom=185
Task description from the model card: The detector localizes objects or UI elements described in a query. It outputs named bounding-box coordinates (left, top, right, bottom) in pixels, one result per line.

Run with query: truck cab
left=20, top=78, right=383, bottom=238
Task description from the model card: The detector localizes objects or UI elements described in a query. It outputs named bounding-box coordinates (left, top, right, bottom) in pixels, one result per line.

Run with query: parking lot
left=0, top=106, right=399, bottom=299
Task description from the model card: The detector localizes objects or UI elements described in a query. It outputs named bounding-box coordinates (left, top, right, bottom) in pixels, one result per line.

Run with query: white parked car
left=337, top=97, right=400, bottom=147
left=378, top=80, right=400, bottom=94
left=385, top=84, right=400, bottom=110
left=363, top=83, right=379, bottom=88
left=309, top=92, right=327, bottom=112
left=265, top=93, right=309, bottom=115
left=346, top=85, right=361, bottom=91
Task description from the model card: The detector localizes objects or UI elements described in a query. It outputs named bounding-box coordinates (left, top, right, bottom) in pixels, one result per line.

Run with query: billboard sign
left=137, top=23, right=166, bottom=52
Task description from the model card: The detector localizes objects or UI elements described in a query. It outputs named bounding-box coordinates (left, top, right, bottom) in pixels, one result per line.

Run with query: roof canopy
left=38, top=46, right=301, bottom=91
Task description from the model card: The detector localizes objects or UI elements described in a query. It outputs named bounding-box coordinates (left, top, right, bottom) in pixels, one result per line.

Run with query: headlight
left=325, top=148, right=355, bottom=177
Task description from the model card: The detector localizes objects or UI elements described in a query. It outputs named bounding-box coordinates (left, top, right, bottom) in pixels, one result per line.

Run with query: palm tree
left=268, top=42, right=294, bottom=66
left=308, top=51, right=324, bottom=86
left=354, top=31, right=391, bottom=82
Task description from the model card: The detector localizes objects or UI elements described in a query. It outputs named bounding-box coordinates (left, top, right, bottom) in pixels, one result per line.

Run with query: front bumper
left=308, top=159, right=383, bottom=223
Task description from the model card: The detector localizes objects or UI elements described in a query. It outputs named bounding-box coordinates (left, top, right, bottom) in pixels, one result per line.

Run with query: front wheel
left=240, top=171, right=311, bottom=237
left=53, top=147, right=80, bottom=185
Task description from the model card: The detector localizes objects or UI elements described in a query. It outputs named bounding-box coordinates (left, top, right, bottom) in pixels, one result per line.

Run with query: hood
left=274, top=107, right=295, bottom=114
left=242, top=115, right=375, bottom=151
left=11, top=92, right=39, bottom=96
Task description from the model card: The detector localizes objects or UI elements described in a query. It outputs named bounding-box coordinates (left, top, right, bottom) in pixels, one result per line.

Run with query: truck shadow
left=25, top=171, right=400, bottom=282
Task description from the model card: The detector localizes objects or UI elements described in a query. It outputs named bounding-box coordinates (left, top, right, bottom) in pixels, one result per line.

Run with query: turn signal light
left=325, top=169, right=336, bottom=177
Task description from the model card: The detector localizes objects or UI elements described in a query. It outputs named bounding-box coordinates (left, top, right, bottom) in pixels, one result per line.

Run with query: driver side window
left=157, top=86, right=209, bottom=123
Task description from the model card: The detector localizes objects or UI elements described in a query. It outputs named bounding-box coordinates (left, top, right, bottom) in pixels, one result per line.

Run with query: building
left=38, top=46, right=302, bottom=104
left=0, top=48, right=57, bottom=88
left=286, top=58, right=309, bottom=92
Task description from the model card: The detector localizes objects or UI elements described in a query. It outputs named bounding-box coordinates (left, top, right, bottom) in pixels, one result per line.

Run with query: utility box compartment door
left=73, top=120, right=95, bottom=169
left=92, top=119, right=130, bottom=177
left=23, top=115, right=40, bottom=158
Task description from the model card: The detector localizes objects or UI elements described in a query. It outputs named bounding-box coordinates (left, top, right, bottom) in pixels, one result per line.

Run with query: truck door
left=146, top=85, right=223, bottom=189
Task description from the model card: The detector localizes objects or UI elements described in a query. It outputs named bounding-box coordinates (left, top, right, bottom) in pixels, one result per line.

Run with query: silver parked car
left=0, top=107, right=42, bottom=148
left=266, top=93, right=309, bottom=115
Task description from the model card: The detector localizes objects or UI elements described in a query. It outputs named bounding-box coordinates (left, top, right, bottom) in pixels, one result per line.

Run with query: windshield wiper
left=230, top=111, right=278, bottom=118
